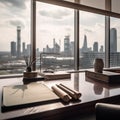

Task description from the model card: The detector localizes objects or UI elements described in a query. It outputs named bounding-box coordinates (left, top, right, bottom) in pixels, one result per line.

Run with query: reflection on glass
left=74, top=73, right=79, bottom=91
left=104, top=89, right=110, bottom=97
left=93, top=84, right=103, bottom=95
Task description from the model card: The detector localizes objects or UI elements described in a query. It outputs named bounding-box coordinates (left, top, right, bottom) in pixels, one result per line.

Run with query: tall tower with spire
left=81, top=35, right=88, bottom=52
left=17, top=26, right=21, bottom=58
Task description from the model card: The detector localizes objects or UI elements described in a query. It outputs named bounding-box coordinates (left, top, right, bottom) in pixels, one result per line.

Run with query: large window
left=0, top=0, right=31, bottom=75
left=36, top=2, right=74, bottom=72
left=79, top=11, right=105, bottom=69
left=1, top=0, right=120, bottom=75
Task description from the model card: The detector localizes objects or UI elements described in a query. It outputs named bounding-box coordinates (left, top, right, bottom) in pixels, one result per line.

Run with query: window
left=110, top=17, right=120, bottom=67
left=1, top=0, right=120, bottom=75
left=112, top=0, right=120, bottom=14
left=0, top=0, right=31, bottom=75
left=36, top=2, right=74, bottom=72
left=80, top=0, right=105, bottom=10
left=79, top=11, right=105, bottom=69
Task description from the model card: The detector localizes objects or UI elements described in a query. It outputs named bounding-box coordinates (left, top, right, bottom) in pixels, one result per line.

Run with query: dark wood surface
left=85, top=70, right=120, bottom=83
left=0, top=72, right=120, bottom=120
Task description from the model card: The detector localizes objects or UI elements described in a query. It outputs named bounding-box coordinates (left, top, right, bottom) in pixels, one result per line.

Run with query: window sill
left=0, top=74, right=23, bottom=79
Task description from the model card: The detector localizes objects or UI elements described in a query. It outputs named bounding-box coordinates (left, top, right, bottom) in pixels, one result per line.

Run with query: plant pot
left=26, top=66, right=32, bottom=72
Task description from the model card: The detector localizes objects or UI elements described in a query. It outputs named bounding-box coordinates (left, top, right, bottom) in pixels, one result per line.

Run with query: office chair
left=95, top=103, right=120, bottom=120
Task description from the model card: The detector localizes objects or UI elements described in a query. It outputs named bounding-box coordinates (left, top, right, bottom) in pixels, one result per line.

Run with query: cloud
left=80, top=11, right=104, bottom=26
left=8, top=20, right=25, bottom=28
left=84, top=29, right=93, bottom=33
left=0, top=0, right=26, bottom=9
left=65, top=27, right=72, bottom=32
left=39, top=8, right=71, bottom=19
left=39, top=29, right=50, bottom=33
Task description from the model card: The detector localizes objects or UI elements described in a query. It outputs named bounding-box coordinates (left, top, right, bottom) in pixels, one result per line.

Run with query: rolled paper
left=51, top=85, right=71, bottom=102
left=59, top=84, right=81, bottom=99
left=56, top=84, right=78, bottom=100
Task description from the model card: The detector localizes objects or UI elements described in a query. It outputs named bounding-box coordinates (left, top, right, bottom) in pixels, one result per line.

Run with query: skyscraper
left=110, top=28, right=117, bottom=52
left=99, top=45, right=103, bottom=52
left=27, top=44, right=31, bottom=56
left=81, top=35, right=88, bottom=52
left=11, top=41, right=16, bottom=56
left=17, top=26, right=21, bottom=58
left=70, top=41, right=74, bottom=57
left=53, top=39, right=60, bottom=53
left=93, top=42, right=98, bottom=52
left=64, top=35, right=70, bottom=56
left=22, top=42, right=26, bottom=56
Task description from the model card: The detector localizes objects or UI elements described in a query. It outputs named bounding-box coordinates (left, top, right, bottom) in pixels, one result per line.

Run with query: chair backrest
left=95, top=103, right=120, bottom=120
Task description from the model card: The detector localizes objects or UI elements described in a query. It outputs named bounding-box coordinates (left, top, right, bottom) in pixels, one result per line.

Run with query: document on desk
left=2, top=82, right=60, bottom=112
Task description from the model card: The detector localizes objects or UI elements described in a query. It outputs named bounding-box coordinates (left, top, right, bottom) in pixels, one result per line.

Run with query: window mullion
left=31, top=0, right=36, bottom=70
left=74, top=9, right=79, bottom=70
left=105, top=16, right=110, bottom=68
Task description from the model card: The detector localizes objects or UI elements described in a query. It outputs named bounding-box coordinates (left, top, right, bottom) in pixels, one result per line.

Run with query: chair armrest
left=95, top=103, right=120, bottom=120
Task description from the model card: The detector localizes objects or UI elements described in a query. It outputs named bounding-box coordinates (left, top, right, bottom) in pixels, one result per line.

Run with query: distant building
left=81, top=35, right=91, bottom=54
left=27, top=44, right=31, bottom=56
left=99, top=45, right=103, bottom=52
left=70, top=41, right=74, bottom=57
left=43, top=39, right=60, bottom=53
left=53, top=38, right=60, bottom=53
left=110, top=28, right=117, bottom=52
left=81, top=35, right=88, bottom=52
left=93, top=42, right=98, bottom=52
left=11, top=41, right=16, bottom=56
left=22, top=42, right=26, bottom=56
left=17, top=26, right=21, bottom=58
left=64, top=35, right=70, bottom=56
left=36, top=48, right=40, bottom=57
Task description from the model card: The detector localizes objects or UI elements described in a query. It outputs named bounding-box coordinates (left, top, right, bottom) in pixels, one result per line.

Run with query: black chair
left=95, top=103, right=120, bottom=120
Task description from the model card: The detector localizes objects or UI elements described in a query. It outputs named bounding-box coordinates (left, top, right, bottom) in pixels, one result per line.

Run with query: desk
left=0, top=72, right=120, bottom=120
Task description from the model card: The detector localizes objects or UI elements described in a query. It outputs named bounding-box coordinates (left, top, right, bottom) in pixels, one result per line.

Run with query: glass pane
left=0, top=0, right=31, bottom=75
left=36, top=2, right=74, bottom=72
left=110, top=17, right=120, bottom=67
left=80, top=0, right=105, bottom=10
left=79, top=11, right=105, bottom=69
left=64, top=0, right=105, bottom=10
left=112, top=0, right=120, bottom=14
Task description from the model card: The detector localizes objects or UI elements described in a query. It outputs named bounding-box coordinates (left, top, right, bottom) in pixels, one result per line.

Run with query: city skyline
left=10, top=26, right=117, bottom=58
left=0, top=1, right=120, bottom=52
left=0, top=0, right=120, bottom=75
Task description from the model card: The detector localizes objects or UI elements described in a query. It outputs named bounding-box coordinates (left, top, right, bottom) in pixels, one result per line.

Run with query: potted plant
left=24, top=56, right=36, bottom=72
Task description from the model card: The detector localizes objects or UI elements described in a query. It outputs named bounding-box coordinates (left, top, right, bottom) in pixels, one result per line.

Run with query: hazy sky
left=0, top=0, right=120, bottom=52
left=0, top=0, right=30, bottom=51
